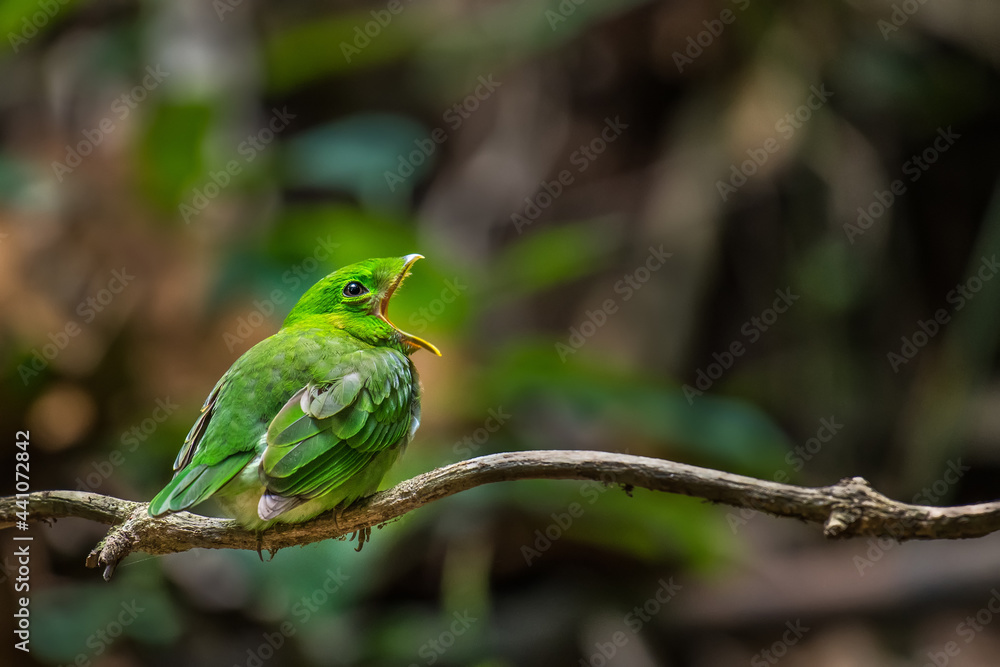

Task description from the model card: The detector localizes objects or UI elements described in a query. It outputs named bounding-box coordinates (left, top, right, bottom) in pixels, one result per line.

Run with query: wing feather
left=257, top=347, right=416, bottom=518
left=172, top=378, right=224, bottom=471
left=150, top=374, right=256, bottom=516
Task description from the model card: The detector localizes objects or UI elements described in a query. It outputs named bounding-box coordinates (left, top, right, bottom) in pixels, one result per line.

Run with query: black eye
left=343, top=281, right=368, bottom=297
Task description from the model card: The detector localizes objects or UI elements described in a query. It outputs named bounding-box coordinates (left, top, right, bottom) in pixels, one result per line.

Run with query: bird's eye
left=343, top=281, right=368, bottom=297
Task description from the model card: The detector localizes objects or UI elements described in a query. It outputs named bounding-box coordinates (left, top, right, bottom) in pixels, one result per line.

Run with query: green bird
left=149, top=254, right=440, bottom=540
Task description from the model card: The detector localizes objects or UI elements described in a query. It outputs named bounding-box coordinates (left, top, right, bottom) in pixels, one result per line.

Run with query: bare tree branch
left=3, top=451, right=1000, bottom=580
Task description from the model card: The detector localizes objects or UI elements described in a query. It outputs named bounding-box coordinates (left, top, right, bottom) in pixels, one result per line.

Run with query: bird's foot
left=350, top=526, right=371, bottom=552
left=333, top=500, right=370, bottom=551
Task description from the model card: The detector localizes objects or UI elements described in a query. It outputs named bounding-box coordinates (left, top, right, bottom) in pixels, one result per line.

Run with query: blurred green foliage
left=2, top=0, right=1000, bottom=666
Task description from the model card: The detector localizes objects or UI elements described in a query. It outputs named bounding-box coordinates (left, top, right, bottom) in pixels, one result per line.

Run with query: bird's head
left=283, top=254, right=442, bottom=356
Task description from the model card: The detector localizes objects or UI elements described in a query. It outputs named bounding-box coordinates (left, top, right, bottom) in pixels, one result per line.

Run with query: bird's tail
left=148, top=454, right=251, bottom=516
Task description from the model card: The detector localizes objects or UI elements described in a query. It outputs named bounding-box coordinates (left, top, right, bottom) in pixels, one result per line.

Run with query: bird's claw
left=350, top=526, right=371, bottom=552
left=334, top=501, right=370, bottom=551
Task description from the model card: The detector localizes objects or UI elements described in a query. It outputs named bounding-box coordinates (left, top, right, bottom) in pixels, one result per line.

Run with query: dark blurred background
left=3, top=0, right=1000, bottom=665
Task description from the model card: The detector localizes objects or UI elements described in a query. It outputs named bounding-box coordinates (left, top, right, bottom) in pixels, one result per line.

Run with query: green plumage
left=149, top=255, right=440, bottom=530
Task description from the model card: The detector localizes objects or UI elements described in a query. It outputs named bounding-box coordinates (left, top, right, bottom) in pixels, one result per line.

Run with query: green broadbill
left=149, top=254, right=440, bottom=532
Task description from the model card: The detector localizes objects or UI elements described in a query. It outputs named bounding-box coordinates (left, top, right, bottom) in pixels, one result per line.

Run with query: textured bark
left=3, top=451, right=1000, bottom=580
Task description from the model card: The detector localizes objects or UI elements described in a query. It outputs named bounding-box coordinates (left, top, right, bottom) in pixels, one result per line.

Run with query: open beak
left=378, top=253, right=442, bottom=356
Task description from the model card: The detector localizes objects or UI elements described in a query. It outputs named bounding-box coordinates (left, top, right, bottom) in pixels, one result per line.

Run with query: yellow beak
left=377, top=254, right=442, bottom=356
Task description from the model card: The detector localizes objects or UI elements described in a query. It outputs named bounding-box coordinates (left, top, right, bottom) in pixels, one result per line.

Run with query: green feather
left=149, top=453, right=253, bottom=515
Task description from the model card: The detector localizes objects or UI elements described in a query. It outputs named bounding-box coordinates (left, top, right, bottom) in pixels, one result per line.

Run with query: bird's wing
left=148, top=370, right=258, bottom=516
left=257, top=346, right=416, bottom=520
left=172, top=376, right=224, bottom=472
